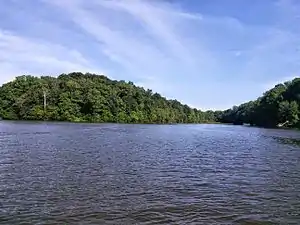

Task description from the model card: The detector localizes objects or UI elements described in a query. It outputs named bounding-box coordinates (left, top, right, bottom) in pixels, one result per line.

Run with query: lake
left=0, top=122, right=300, bottom=224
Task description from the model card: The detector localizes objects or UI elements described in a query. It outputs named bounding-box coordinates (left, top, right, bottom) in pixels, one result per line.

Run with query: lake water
left=0, top=122, right=300, bottom=224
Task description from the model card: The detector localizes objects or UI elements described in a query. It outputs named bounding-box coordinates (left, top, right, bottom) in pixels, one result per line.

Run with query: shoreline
left=1, top=119, right=298, bottom=130
left=0, top=119, right=226, bottom=125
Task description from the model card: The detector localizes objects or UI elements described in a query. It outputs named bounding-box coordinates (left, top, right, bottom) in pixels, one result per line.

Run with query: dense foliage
left=218, top=78, right=300, bottom=128
left=0, top=73, right=216, bottom=123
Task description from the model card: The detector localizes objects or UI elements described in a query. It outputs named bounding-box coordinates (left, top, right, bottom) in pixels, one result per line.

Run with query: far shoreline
left=0, top=119, right=227, bottom=125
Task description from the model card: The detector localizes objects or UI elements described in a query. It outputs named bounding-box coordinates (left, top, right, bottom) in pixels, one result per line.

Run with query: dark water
left=1, top=122, right=300, bottom=225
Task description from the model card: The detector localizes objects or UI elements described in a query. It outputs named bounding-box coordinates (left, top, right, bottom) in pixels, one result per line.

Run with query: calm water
left=0, top=122, right=300, bottom=224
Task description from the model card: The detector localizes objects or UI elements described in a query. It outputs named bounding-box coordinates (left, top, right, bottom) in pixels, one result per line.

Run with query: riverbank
left=0, top=118, right=226, bottom=125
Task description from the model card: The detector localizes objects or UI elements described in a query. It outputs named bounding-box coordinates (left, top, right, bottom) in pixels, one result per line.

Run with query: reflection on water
left=0, top=122, right=300, bottom=224
left=273, top=136, right=300, bottom=146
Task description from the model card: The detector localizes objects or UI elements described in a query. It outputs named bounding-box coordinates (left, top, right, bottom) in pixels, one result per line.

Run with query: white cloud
left=0, top=29, right=103, bottom=85
left=234, top=51, right=241, bottom=57
left=42, top=0, right=217, bottom=79
left=95, top=0, right=197, bottom=64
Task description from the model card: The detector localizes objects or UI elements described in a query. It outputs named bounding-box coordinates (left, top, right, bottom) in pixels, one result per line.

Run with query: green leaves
left=278, top=101, right=299, bottom=126
left=2, top=72, right=299, bottom=128
left=218, top=78, right=300, bottom=128
left=0, top=73, right=215, bottom=124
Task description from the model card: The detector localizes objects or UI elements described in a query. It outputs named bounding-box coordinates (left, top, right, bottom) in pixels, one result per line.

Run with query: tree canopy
left=0, top=73, right=216, bottom=123
left=1, top=73, right=299, bottom=128
left=218, top=78, right=300, bottom=128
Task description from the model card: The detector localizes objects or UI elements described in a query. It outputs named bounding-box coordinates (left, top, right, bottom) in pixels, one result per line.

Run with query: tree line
left=0, top=73, right=216, bottom=123
left=1, top=72, right=299, bottom=128
left=218, top=78, right=300, bottom=128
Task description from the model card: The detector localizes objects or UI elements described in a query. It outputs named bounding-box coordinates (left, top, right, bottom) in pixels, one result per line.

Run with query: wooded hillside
left=0, top=73, right=216, bottom=123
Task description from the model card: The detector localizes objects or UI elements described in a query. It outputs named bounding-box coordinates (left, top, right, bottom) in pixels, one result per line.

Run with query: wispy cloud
left=0, top=29, right=103, bottom=84
left=95, top=0, right=197, bottom=64
left=43, top=0, right=216, bottom=75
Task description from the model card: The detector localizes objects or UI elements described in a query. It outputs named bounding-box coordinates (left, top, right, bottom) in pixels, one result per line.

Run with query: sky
left=0, top=0, right=299, bottom=110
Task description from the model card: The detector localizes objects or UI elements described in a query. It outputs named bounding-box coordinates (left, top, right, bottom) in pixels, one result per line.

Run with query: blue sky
left=0, top=0, right=299, bottom=110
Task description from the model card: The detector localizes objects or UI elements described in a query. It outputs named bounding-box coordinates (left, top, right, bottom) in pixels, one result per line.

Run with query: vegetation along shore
left=0, top=72, right=299, bottom=129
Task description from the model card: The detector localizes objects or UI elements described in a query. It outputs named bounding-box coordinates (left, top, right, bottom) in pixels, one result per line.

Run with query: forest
left=0, top=72, right=299, bottom=128
left=0, top=73, right=216, bottom=123
left=218, top=78, right=300, bottom=128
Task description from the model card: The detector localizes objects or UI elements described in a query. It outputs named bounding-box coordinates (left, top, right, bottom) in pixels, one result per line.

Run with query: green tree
left=0, top=72, right=217, bottom=124
left=278, top=101, right=299, bottom=126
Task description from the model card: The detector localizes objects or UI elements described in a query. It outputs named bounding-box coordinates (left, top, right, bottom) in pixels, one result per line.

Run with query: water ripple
left=0, top=122, right=300, bottom=224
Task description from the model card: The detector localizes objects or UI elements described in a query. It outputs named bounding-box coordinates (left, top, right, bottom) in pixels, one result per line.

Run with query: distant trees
left=0, top=72, right=215, bottom=124
left=218, top=77, right=300, bottom=128
left=2, top=72, right=299, bottom=128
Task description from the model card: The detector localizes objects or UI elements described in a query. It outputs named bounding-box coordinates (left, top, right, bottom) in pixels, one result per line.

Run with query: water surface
left=0, top=122, right=300, bottom=224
